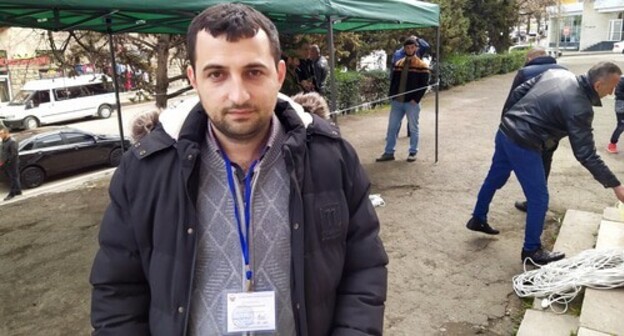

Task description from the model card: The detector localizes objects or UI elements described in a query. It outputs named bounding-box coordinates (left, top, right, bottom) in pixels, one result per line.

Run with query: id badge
left=226, top=291, right=276, bottom=333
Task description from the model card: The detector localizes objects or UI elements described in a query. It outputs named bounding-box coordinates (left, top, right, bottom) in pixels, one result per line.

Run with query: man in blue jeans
left=466, top=62, right=624, bottom=265
left=377, top=37, right=430, bottom=162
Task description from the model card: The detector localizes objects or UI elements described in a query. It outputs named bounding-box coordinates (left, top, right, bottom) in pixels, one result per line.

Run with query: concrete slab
left=579, top=288, right=624, bottom=335
left=603, top=207, right=623, bottom=223
left=517, top=309, right=579, bottom=336
left=553, top=210, right=601, bottom=255
left=595, top=220, right=624, bottom=249
left=530, top=209, right=600, bottom=310
left=577, top=327, right=614, bottom=336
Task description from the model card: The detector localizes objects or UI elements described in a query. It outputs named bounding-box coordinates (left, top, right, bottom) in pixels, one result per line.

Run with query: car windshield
left=9, top=90, right=34, bottom=106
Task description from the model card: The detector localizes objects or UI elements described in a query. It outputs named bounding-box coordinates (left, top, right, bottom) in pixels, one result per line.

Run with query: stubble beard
left=211, top=107, right=271, bottom=143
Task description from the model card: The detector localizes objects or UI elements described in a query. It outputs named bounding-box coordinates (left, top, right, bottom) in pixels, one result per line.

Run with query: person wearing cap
left=377, top=37, right=430, bottom=162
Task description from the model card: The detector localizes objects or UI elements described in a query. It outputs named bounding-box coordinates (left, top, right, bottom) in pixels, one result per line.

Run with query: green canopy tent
left=0, top=0, right=441, bottom=160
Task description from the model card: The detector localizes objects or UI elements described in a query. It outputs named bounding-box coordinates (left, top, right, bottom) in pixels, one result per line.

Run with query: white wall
left=580, top=1, right=619, bottom=50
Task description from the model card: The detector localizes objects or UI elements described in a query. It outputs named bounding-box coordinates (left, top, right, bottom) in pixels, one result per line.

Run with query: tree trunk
left=155, top=35, right=171, bottom=109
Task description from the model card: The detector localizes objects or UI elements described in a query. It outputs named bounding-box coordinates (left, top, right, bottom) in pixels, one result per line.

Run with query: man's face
left=187, top=29, right=286, bottom=143
left=594, top=73, right=622, bottom=98
left=0, top=130, right=7, bottom=141
left=308, top=47, right=319, bottom=60
left=404, top=44, right=417, bottom=56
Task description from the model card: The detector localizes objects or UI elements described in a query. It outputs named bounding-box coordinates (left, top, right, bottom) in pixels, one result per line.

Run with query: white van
left=0, top=74, right=117, bottom=130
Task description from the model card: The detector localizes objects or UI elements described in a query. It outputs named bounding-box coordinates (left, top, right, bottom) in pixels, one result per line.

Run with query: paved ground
left=1, top=53, right=623, bottom=335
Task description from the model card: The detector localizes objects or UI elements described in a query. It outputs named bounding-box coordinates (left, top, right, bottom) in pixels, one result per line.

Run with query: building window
left=608, top=19, right=623, bottom=41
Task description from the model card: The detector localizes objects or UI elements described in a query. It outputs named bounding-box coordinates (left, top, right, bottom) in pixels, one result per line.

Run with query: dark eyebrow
left=201, top=64, right=225, bottom=73
left=244, top=62, right=270, bottom=70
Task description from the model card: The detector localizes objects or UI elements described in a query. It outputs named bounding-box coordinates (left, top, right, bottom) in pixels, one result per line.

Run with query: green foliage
left=437, top=51, right=525, bottom=90
left=359, top=70, right=391, bottom=106
left=335, top=71, right=363, bottom=111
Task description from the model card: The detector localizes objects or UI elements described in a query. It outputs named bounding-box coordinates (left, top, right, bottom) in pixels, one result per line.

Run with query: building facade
left=547, top=0, right=624, bottom=51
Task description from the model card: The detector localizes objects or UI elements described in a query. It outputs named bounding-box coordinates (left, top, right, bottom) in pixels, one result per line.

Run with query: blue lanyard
left=223, top=153, right=258, bottom=287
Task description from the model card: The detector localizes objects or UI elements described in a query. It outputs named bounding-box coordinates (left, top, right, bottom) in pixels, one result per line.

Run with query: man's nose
left=227, top=76, right=251, bottom=104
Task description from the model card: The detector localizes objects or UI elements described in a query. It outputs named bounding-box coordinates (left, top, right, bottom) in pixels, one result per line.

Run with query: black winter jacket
left=388, top=56, right=430, bottom=103
left=503, top=56, right=566, bottom=112
left=501, top=69, right=620, bottom=188
left=1, top=136, right=18, bottom=167
left=615, top=76, right=624, bottom=101
left=90, top=99, right=388, bottom=335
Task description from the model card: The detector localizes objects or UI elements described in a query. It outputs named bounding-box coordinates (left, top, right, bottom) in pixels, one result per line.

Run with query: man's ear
left=187, top=65, right=197, bottom=89
left=277, top=59, right=287, bottom=87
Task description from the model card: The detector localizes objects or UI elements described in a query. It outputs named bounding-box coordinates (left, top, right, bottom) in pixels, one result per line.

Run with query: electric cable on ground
left=512, top=248, right=624, bottom=313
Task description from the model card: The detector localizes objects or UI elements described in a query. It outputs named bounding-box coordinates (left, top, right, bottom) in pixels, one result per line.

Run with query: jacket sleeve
left=566, top=108, right=620, bottom=188
left=90, top=162, right=150, bottom=335
left=332, top=142, right=388, bottom=336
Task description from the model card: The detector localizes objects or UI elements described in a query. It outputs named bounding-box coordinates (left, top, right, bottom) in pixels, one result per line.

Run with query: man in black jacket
left=376, top=37, right=430, bottom=162
left=504, top=47, right=566, bottom=212
left=607, top=75, right=624, bottom=153
left=90, top=4, right=388, bottom=336
left=466, top=62, right=624, bottom=265
left=0, top=125, right=21, bottom=201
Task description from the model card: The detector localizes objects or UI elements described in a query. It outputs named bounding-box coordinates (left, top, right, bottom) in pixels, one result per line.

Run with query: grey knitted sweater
left=189, top=116, right=295, bottom=335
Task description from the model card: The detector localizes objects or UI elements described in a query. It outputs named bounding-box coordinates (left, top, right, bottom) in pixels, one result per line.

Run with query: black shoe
left=4, top=194, right=14, bottom=201
left=15, top=191, right=22, bottom=196
left=466, top=217, right=499, bottom=235
left=376, top=153, right=395, bottom=162
left=406, top=153, right=417, bottom=162
left=521, top=247, right=565, bottom=265
left=514, top=200, right=527, bottom=212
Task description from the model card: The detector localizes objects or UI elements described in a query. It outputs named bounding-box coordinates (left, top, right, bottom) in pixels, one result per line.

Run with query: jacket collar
left=578, top=75, right=602, bottom=107
left=525, top=55, right=557, bottom=67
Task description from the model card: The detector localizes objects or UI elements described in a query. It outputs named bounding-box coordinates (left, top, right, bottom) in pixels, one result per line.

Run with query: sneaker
left=466, top=217, right=499, bottom=235
left=376, top=153, right=395, bottom=162
left=607, top=143, right=618, bottom=154
left=521, top=247, right=565, bottom=265
left=514, top=200, right=527, bottom=212
left=407, top=153, right=417, bottom=162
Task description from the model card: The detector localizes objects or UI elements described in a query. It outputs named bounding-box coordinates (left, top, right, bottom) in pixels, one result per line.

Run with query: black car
left=12, top=127, right=130, bottom=188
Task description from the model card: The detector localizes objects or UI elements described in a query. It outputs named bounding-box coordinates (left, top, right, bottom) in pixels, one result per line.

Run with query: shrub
left=328, top=51, right=526, bottom=113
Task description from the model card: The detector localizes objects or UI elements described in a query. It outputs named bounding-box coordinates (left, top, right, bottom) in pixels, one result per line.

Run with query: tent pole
left=326, top=16, right=337, bottom=124
left=434, top=25, right=440, bottom=163
left=107, top=17, right=126, bottom=152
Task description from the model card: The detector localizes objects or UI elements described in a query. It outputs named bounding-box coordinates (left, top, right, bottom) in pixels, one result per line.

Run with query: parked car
left=0, top=74, right=117, bottom=130
left=12, top=127, right=130, bottom=188
left=613, top=41, right=624, bottom=54
left=509, top=44, right=532, bottom=53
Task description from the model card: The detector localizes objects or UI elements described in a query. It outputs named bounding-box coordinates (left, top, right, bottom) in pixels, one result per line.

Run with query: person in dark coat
left=89, top=4, right=388, bottom=336
left=504, top=47, right=567, bottom=212
left=466, top=62, right=624, bottom=265
left=0, top=125, right=21, bottom=201
left=376, top=37, right=430, bottom=163
left=607, top=75, right=624, bottom=154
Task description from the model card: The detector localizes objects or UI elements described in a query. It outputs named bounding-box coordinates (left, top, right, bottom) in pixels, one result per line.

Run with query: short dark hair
left=186, top=3, right=281, bottom=70
left=404, top=38, right=417, bottom=46
left=587, top=61, right=622, bottom=86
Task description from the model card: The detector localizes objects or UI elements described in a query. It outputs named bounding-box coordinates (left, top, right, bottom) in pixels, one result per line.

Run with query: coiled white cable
left=512, top=248, right=624, bottom=313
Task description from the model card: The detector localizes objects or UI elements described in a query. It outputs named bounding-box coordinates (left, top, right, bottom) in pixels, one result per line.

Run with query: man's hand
left=613, top=185, right=624, bottom=203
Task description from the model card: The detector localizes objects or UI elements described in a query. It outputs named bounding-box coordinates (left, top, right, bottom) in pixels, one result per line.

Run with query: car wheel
left=23, top=116, right=39, bottom=130
left=21, top=166, right=45, bottom=188
left=98, top=104, right=113, bottom=119
left=108, top=147, right=123, bottom=166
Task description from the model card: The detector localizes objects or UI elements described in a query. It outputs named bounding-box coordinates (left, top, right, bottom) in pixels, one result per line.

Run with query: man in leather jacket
left=466, top=61, right=624, bottom=265
left=504, top=47, right=566, bottom=212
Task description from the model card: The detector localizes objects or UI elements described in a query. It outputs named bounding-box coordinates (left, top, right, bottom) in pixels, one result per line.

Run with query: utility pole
left=555, top=0, right=561, bottom=58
